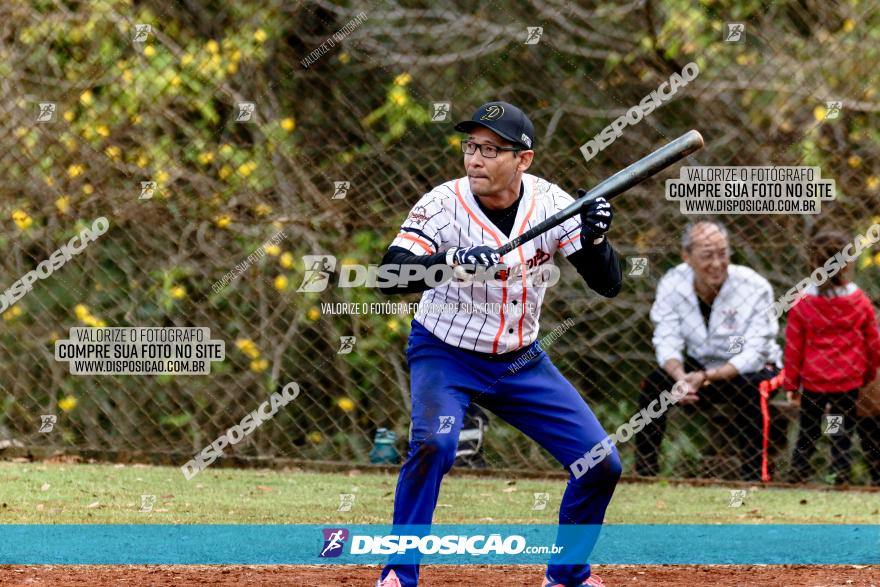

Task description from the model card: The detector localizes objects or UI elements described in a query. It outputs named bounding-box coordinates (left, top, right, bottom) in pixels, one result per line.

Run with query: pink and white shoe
left=541, top=573, right=605, bottom=586
left=377, top=569, right=403, bottom=587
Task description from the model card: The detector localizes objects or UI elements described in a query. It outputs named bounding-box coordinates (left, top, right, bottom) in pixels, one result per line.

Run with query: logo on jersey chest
left=496, top=249, right=550, bottom=281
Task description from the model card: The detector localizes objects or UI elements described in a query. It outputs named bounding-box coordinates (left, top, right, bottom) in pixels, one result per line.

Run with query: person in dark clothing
left=784, top=230, right=880, bottom=485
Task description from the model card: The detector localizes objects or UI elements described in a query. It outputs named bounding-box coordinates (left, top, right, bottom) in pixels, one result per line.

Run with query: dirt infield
left=0, top=565, right=877, bottom=586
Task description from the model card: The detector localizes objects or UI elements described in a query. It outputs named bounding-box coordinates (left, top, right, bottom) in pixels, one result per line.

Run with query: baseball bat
left=495, top=129, right=704, bottom=256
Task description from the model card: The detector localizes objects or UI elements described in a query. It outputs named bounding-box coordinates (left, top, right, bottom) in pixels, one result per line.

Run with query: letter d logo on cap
left=481, top=105, right=504, bottom=120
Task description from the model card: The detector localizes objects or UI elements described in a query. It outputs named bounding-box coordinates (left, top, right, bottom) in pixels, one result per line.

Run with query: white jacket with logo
left=650, top=263, right=782, bottom=373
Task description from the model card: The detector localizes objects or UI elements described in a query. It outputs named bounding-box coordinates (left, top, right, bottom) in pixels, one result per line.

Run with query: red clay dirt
left=0, top=565, right=878, bottom=586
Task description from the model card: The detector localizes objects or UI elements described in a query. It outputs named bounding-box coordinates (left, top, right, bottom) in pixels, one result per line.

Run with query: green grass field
left=2, top=461, right=876, bottom=525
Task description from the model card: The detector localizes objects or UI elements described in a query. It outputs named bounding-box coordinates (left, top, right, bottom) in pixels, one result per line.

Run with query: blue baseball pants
left=380, top=320, right=621, bottom=586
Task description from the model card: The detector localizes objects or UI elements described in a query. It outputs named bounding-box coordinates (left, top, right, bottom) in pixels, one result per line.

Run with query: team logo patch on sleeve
left=408, top=205, right=429, bottom=225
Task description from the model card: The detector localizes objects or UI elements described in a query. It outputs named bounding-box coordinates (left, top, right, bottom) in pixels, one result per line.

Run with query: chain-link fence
left=1, top=0, right=879, bottom=484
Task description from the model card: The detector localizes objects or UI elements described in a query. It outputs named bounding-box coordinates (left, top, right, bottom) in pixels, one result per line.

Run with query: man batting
left=376, top=101, right=623, bottom=587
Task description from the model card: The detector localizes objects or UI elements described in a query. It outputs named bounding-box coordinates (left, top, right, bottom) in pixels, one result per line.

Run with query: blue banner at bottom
left=0, top=524, right=877, bottom=564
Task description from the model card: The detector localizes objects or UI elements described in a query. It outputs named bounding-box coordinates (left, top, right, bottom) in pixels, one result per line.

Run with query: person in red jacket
left=784, top=230, right=880, bottom=485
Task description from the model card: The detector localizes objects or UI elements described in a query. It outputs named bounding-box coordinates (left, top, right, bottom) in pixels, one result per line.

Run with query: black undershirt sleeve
left=379, top=238, right=623, bottom=298
left=378, top=246, right=449, bottom=296
left=565, top=239, right=623, bottom=298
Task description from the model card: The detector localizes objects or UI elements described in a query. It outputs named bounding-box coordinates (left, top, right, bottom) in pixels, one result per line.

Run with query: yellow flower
left=155, top=170, right=170, bottom=184
left=874, top=252, right=880, bottom=265
left=307, top=431, right=323, bottom=443
left=843, top=19, right=855, bottom=33
left=105, top=145, right=121, bottom=161
left=170, top=75, right=181, bottom=87
left=82, top=312, right=104, bottom=327
left=74, top=304, right=90, bottom=321
left=307, top=306, right=320, bottom=321
left=236, top=161, right=257, bottom=178
left=274, top=275, right=288, bottom=291
left=230, top=49, right=242, bottom=63
left=55, top=196, right=71, bottom=214
left=67, top=164, right=85, bottom=178
left=82, top=184, right=94, bottom=195
left=387, top=319, right=399, bottom=333
left=79, top=90, right=93, bottom=106
left=280, top=252, right=294, bottom=268
left=226, top=62, right=238, bottom=75
left=58, top=396, right=78, bottom=412
left=813, top=106, right=827, bottom=121
left=340, top=152, right=354, bottom=164
left=859, top=255, right=872, bottom=269
left=2, top=306, right=23, bottom=321
left=215, top=214, right=232, bottom=228
left=122, top=70, right=134, bottom=83
left=254, top=29, right=268, bottom=43
left=219, top=165, right=233, bottom=180
left=337, top=398, right=355, bottom=412
left=206, top=39, right=220, bottom=54
left=181, top=53, right=194, bottom=66
left=96, top=125, right=110, bottom=137
left=338, top=53, right=350, bottom=64
left=848, top=155, right=862, bottom=168
left=389, top=86, right=407, bottom=106
left=219, top=143, right=234, bottom=158
left=136, top=154, right=149, bottom=168
left=63, top=110, right=74, bottom=122
left=254, top=203, right=272, bottom=216
left=197, top=151, right=214, bottom=164
left=12, top=210, right=33, bottom=230
left=250, top=358, right=269, bottom=372
left=265, top=244, right=281, bottom=256
left=393, top=73, right=412, bottom=86
left=280, top=117, right=296, bottom=132
left=143, top=45, right=156, bottom=57
left=235, top=338, right=261, bottom=359
left=867, top=176, right=880, bottom=190
left=13, top=127, right=27, bottom=139
left=44, top=176, right=54, bottom=187
left=170, top=285, right=186, bottom=300
left=448, top=135, right=460, bottom=148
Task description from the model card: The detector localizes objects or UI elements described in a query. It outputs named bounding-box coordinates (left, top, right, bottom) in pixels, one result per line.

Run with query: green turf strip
left=1, top=462, right=876, bottom=524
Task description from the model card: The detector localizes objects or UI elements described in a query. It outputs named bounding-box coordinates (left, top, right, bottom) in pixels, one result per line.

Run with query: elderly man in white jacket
left=634, top=220, right=782, bottom=481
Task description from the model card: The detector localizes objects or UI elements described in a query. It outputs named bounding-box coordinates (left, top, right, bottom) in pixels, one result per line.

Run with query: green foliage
left=1, top=0, right=878, bottom=482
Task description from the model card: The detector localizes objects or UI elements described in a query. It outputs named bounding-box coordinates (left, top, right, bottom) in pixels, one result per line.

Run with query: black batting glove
left=447, top=245, right=501, bottom=268
left=577, top=191, right=613, bottom=244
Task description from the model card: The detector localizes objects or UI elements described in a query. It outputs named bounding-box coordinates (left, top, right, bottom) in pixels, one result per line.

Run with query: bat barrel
left=495, top=130, right=703, bottom=256
left=583, top=129, right=704, bottom=204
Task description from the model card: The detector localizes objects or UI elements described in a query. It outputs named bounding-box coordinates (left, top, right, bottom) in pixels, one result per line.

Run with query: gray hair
left=681, top=220, right=730, bottom=251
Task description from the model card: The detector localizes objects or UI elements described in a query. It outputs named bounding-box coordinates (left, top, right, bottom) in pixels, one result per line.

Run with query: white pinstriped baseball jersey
left=389, top=173, right=585, bottom=354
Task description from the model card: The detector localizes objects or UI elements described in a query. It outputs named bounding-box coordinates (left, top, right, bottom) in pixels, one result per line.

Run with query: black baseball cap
left=454, top=101, right=535, bottom=150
